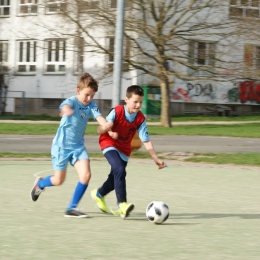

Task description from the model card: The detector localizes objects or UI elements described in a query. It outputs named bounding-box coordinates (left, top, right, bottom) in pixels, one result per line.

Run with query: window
left=108, top=36, right=114, bottom=71
left=230, top=0, right=260, bottom=18
left=0, top=0, right=10, bottom=17
left=78, top=1, right=99, bottom=13
left=244, top=44, right=260, bottom=76
left=44, top=39, right=66, bottom=73
left=110, top=0, right=116, bottom=8
left=107, top=36, right=130, bottom=72
left=110, top=0, right=132, bottom=9
left=188, top=41, right=216, bottom=76
left=19, top=0, right=38, bottom=15
left=0, top=41, right=8, bottom=63
left=16, top=40, right=37, bottom=73
left=73, top=37, right=84, bottom=73
left=87, top=0, right=99, bottom=9
left=46, top=0, right=66, bottom=14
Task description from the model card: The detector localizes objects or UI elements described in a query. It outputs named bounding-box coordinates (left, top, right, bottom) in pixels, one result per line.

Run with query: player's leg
left=91, top=170, right=113, bottom=213
left=64, top=147, right=90, bottom=218
left=68, top=158, right=91, bottom=209
left=30, top=144, right=68, bottom=202
left=104, top=150, right=128, bottom=203
left=104, top=150, right=134, bottom=219
left=97, top=170, right=115, bottom=195
left=30, top=170, right=66, bottom=202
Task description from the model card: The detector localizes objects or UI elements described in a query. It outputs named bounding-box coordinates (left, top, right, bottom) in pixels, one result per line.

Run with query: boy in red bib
left=91, top=85, right=165, bottom=218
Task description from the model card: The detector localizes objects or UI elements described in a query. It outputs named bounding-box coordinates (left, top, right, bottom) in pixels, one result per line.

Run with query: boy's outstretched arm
left=96, top=118, right=118, bottom=140
left=143, top=140, right=165, bottom=169
left=96, top=116, right=113, bottom=134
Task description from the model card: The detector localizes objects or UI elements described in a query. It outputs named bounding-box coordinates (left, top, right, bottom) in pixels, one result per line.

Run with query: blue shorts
left=51, top=144, right=89, bottom=171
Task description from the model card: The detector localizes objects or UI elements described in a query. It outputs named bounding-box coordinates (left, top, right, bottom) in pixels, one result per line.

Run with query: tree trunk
left=160, top=77, right=172, bottom=127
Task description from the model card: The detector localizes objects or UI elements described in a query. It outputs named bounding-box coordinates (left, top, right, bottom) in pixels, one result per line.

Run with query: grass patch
left=185, top=152, right=260, bottom=166
left=1, top=114, right=260, bottom=122
left=0, top=114, right=61, bottom=121
left=144, top=123, right=260, bottom=138
left=0, top=114, right=96, bottom=122
left=0, top=152, right=51, bottom=158
left=161, top=123, right=260, bottom=138
left=0, top=123, right=96, bottom=135
left=1, top=122, right=260, bottom=137
left=0, top=151, right=151, bottom=159
left=2, top=152, right=260, bottom=167
left=167, top=115, right=260, bottom=122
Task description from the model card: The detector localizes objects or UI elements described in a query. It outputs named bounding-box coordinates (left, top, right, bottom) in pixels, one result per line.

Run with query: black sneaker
left=30, top=177, right=44, bottom=202
left=64, top=208, right=88, bottom=218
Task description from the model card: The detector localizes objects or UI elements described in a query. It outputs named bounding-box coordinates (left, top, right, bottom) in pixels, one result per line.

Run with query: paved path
left=1, top=120, right=260, bottom=154
left=1, top=134, right=260, bottom=154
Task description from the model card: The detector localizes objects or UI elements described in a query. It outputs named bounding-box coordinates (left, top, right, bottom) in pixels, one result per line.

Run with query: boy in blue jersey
left=91, top=85, right=166, bottom=219
left=30, top=73, right=112, bottom=218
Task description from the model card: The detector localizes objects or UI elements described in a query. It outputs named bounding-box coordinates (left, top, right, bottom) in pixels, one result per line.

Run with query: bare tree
left=36, top=0, right=244, bottom=127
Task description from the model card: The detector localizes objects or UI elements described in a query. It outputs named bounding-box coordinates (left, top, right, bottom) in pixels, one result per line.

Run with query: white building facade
left=1, top=0, right=260, bottom=116
left=0, top=0, right=138, bottom=115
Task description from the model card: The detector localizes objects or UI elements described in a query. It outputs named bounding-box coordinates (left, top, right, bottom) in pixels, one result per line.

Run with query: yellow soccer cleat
left=110, top=202, right=134, bottom=219
left=91, top=189, right=109, bottom=213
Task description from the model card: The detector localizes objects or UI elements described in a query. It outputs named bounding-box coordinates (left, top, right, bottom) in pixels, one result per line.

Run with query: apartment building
left=1, top=0, right=260, bottom=116
left=0, top=0, right=136, bottom=115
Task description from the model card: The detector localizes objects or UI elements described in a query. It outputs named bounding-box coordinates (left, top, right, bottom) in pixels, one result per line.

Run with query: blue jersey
left=103, top=105, right=150, bottom=161
left=52, top=96, right=101, bottom=149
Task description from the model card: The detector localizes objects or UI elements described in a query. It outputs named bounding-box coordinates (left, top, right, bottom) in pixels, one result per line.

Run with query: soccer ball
left=146, top=201, right=169, bottom=224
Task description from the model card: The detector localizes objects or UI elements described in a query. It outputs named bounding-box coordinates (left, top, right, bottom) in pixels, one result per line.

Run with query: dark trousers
left=98, top=150, right=128, bottom=203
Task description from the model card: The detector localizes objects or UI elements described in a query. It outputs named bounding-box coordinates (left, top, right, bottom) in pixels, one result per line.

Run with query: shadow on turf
left=87, top=211, right=260, bottom=220
left=88, top=211, right=260, bottom=221
left=119, top=212, right=260, bottom=221
left=88, top=212, right=199, bottom=225
left=126, top=218, right=199, bottom=225
left=172, top=213, right=260, bottom=219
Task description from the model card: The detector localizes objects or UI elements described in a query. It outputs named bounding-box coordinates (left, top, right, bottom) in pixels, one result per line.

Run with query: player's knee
left=80, top=172, right=91, bottom=184
left=113, top=165, right=126, bottom=176
left=56, top=179, right=64, bottom=186
left=53, top=176, right=65, bottom=186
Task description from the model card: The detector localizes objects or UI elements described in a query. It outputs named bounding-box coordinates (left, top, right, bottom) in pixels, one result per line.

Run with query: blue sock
left=97, top=190, right=102, bottom=198
left=38, top=175, right=54, bottom=189
left=67, top=182, right=88, bottom=209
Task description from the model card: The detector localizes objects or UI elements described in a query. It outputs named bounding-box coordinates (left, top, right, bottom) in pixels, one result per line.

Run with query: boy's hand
left=98, top=122, right=113, bottom=134
left=108, top=131, right=118, bottom=140
left=105, top=121, right=113, bottom=131
left=60, top=105, right=74, bottom=117
left=156, top=160, right=166, bottom=169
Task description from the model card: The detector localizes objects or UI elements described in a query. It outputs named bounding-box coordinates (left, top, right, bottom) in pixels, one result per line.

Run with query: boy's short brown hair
left=126, top=85, right=144, bottom=98
left=78, top=73, right=98, bottom=92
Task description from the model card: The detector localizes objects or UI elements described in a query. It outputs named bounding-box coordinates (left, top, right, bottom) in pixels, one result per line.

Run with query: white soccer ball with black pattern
left=146, top=201, right=169, bottom=224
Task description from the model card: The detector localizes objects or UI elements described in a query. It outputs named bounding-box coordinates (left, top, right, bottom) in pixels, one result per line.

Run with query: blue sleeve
left=90, top=101, right=102, bottom=120
left=106, top=109, right=116, bottom=122
left=138, top=121, right=150, bottom=142
left=59, top=98, right=74, bottom=110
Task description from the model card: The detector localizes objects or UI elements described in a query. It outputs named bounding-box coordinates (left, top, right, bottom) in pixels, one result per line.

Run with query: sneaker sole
left=64, top=215, right=88, bottom=218
left=30, top=176, right=42, bottom=202
left=121, top=204, right=135, bottom=219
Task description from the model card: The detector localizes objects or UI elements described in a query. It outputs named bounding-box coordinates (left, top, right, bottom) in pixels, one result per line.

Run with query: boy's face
left=77, top=87, right=96, bottom=105
left=125, top=94, right=143, bottom=114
